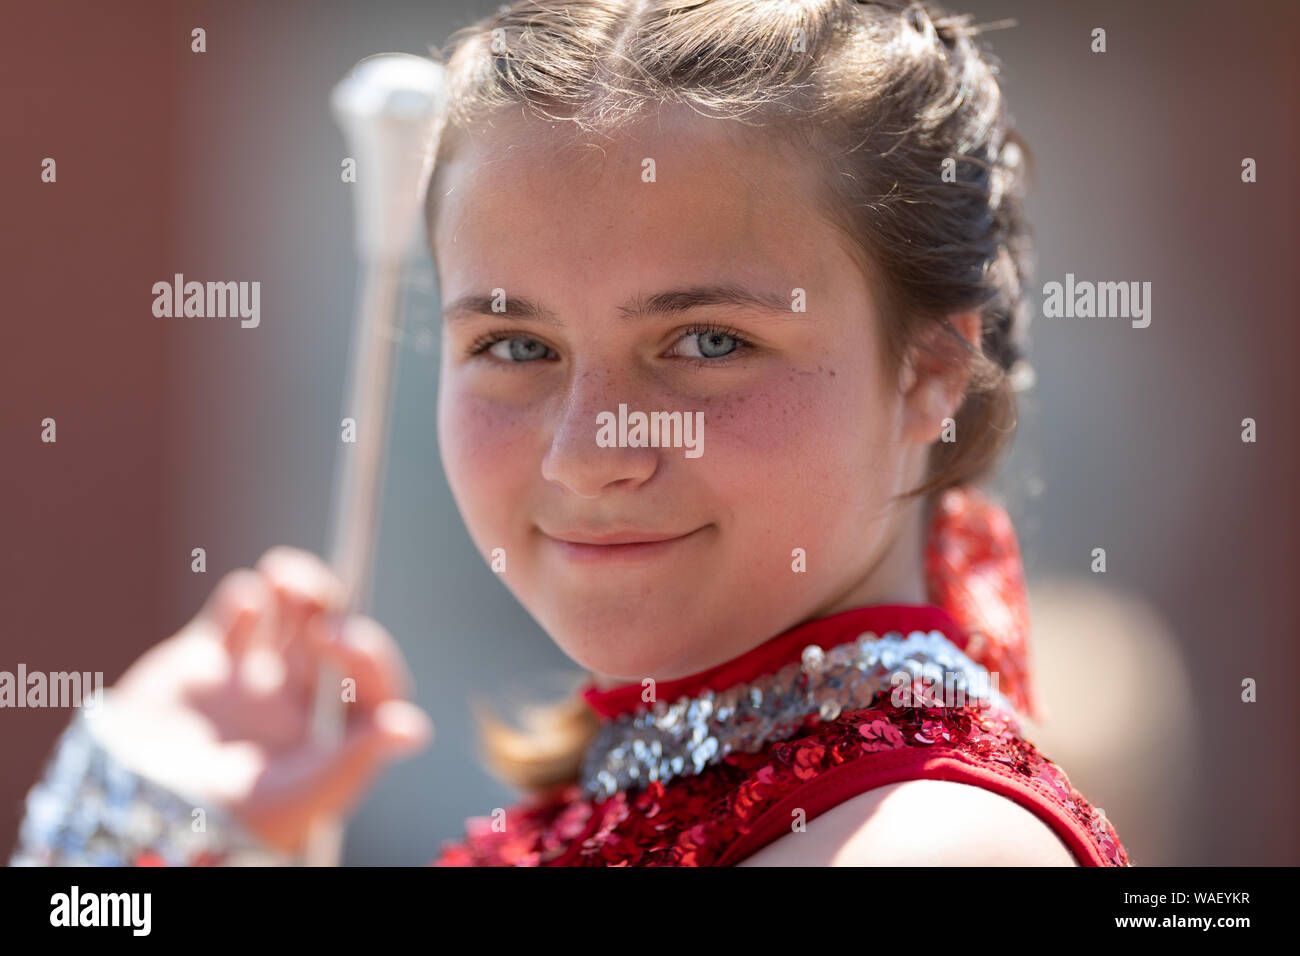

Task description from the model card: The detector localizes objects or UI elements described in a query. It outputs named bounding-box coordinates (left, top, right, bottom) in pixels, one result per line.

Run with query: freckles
left=693, top=375, right=823, bottom=455
left=445, top=395, right=534, bottom=470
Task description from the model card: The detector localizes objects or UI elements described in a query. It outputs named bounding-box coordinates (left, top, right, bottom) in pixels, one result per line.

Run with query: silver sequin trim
left=9, top=709, right=289, bottom=867
left=580, top=629, right=1013, bottom=800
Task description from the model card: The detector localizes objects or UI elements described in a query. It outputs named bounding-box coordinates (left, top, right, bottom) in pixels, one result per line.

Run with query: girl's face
left=431, top=107, right=946, bottom=683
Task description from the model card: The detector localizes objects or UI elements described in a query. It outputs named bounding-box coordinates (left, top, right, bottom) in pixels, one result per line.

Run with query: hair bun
left=894, top=2, right=968, bottom=51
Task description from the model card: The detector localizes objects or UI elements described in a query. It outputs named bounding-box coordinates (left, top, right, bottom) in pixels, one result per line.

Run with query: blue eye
left=468, top=333, right=556, bottom=363
left=668, top=323, right=751, bottom=361
left=466, top=324, right=752, bottom=367
left=683, top=331, right=737, bottom=358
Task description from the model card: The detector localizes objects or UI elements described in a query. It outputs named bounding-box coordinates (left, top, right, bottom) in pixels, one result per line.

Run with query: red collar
left=579, top=604, right=963, bottom=720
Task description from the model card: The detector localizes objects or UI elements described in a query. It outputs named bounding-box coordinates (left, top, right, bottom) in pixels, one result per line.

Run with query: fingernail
left=374, top=700, right=434, bottom=755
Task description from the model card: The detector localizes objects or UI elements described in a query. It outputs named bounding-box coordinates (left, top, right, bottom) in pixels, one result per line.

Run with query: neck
left=812, top=491, right=931, bottom=618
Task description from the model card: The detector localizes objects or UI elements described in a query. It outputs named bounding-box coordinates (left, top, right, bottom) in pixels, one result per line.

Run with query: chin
left=533, top=596, right=703, bottom=682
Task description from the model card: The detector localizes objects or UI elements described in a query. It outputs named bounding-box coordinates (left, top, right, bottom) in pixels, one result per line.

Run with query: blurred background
left=2, top=0, right=1296, bottom=865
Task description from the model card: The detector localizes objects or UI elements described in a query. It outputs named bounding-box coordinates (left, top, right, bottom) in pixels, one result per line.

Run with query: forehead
left=429, top=105, right=850, bottom=300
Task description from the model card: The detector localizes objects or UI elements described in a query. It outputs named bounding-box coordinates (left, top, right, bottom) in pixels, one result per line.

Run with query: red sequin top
left=431, top=487, right=1131, bottom=867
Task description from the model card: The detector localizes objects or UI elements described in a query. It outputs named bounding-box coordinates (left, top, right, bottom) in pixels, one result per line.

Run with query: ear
left=899, top=311, right=982, bottom=446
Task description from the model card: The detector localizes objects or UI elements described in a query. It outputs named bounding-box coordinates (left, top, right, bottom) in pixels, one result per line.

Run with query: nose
left=540, top=367, right=660, bottom=499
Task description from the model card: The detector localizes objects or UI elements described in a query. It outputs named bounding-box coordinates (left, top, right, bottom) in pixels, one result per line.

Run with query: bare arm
left=736, top=779, right=1080, bottom=867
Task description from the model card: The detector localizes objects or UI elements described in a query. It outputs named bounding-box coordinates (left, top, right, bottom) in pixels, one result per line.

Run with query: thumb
left=238, top=700, right=433, bottom=852
left=359, top=698, right=435, bottom=759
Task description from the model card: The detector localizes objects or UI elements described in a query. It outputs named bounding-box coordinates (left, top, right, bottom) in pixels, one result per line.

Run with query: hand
left=93, top=547, right=433, bottom=856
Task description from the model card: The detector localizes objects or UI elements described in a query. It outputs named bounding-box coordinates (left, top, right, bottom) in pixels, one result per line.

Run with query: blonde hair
left=426, top=0, right=1034, bottom=793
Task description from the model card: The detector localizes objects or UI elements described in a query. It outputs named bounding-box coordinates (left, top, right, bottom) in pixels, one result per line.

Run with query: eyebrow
left=441, top=284, right=796, bottom=325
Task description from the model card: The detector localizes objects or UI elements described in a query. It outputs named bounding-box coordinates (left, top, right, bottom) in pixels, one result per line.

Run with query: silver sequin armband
left=9, top=709, right=290, bottom=867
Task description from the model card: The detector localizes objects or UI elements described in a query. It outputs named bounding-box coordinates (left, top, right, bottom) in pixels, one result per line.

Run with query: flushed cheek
left=694, top=368, right=891, bottom=560
left=691, top=367, right=871, bottom=496
left=438, top=388, right=541, bottom=539
left=672, top=378, right=798, bottom=538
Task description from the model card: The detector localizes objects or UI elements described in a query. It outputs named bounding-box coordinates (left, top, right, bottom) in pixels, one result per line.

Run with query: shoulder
left=736, top=778, right=1080, bottom=866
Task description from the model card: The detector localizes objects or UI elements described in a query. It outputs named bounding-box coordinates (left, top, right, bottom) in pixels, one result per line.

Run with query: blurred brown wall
left=0, top=1, right=181, bottom=860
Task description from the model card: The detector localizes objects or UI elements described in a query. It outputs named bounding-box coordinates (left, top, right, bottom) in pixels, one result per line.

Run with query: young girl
left=12, top=0, right=1129, bottom=867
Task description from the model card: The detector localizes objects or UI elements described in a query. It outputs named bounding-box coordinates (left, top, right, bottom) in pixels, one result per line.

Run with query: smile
left=540, top=525, right=709, bottom=564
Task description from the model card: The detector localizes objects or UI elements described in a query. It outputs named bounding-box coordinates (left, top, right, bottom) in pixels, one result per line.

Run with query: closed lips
left=542, top=528, right=699, bottom=545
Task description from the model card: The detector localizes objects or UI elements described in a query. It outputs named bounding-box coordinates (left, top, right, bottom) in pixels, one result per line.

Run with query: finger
left=306, top=614, right=414, bottom=707
left=255, top=546, right=345, bottom=656
left=238, top=699, right=433, bottom=852
left=200, top=569, right=272, bottom=663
